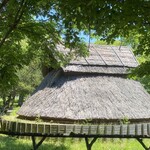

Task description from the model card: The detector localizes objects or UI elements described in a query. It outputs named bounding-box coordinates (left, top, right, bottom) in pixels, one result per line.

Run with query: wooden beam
left=31, top=136, right=36, bottom=150
left=31, top=136, right=47, bottom=150
left=85, top=137, right=97, bottom=150
left=36, top=136, right=47, bottom=149
left=137, top=138, right=150, bottom=150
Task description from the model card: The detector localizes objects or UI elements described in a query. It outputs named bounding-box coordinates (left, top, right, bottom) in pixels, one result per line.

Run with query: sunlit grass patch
left=0, top=135, right=149, bottom=150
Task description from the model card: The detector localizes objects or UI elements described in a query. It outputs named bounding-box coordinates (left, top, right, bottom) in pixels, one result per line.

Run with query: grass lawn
left=0, top=134, right=149, bottom=150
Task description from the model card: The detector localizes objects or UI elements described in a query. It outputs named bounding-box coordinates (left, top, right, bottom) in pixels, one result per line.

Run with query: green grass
left=0, top=135, right=149, bottom=150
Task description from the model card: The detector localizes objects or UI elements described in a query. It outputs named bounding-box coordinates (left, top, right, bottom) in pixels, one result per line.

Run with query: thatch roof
left=58, top=44, right=138, bottom=68
left=63, top=65, right=129, bottom=75
left=61, top=44, right=138, bottom=75
left=18, top=70, right=150, bottom=123
left=18, top=45, right=150, bottom=123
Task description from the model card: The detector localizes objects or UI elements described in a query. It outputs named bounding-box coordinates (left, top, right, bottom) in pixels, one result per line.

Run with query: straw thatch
left=62, top=44, right=138, bottom=75
left=18, top=71, right=150, bottom=123
left=63, top=65, right=129, bottom=75
left=18, top=45, right=150, bottom=123
left=59, top=44, right=138, bottom=68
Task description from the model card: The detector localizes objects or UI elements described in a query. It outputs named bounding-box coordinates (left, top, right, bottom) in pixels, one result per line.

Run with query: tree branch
left=13, top=0, right=26, bottom=25
left=43, top=24, right=63, bottom=45
left=0, top=0, right=28, bottom=48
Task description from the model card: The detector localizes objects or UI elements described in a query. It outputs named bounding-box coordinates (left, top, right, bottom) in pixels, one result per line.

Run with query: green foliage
left=120, top=117, right=130, bottom=125
left=52, top=0, right=150, bottom=76
left=130, top=55, right=150, bottom=93
left=0, top=0, right=150, bottom=101
left=7, top=107, right=20, bottom=117
left=0, top=0, right=88, bottom=98
left=17, top=58, right=43, bottom=95
left=95, top=39, right=127, bottom=46
left=35, top=115, right=43, bottom=123
left=140, top=75, right=150, bottom=93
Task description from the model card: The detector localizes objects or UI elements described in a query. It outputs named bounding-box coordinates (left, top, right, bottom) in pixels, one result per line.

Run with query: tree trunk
left=18, top=93, right=25, bottom=106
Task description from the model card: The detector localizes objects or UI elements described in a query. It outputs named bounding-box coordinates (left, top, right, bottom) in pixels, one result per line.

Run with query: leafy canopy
left=0, top=0, right=87, bottom=95
left=0, top=0, right=150, bottom=95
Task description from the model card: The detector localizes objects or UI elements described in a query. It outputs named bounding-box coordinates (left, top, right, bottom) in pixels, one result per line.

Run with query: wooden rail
left=0, top=119, right=150, bottom=150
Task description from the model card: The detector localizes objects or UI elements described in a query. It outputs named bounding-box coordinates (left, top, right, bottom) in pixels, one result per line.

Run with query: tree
left=16, top=58, right=43, bottom=106
left=0, top=0, right=88, bottom=106
left=51, top=0, right=150, bottom=74
left=0, top=57, right=43, bottom=112
left=0, top=0, right=150, bottom=107
left=131, top=55, right=150, bottom=93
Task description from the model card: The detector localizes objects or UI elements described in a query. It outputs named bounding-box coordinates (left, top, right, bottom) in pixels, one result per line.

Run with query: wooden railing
left=0, top=119, right=150, bottom=150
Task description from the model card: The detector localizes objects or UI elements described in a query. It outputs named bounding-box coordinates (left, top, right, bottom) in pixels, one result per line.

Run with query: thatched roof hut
left=18, top=45, right=150, bottom=124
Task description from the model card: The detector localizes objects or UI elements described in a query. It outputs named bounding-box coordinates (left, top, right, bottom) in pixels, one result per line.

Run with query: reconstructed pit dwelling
left=18, top=44, right=150, bottom=124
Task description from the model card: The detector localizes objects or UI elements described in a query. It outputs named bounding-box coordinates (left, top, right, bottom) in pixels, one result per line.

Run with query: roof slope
left=18, top=72, right=150, bottom=123
left=59, top=44, right=138, bottom=75
left=58, top=44, right=138, bottom=67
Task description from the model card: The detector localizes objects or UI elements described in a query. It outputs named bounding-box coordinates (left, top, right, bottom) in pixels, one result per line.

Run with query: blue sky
left=79, top=31, right=96, bottom=43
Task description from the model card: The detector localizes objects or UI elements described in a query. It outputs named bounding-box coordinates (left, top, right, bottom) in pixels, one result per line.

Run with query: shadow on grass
left=0, top=135, right=69, bottom=150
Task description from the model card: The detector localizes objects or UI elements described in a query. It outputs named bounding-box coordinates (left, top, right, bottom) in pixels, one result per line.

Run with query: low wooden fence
left=0, top=119, right=150, bottom=150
